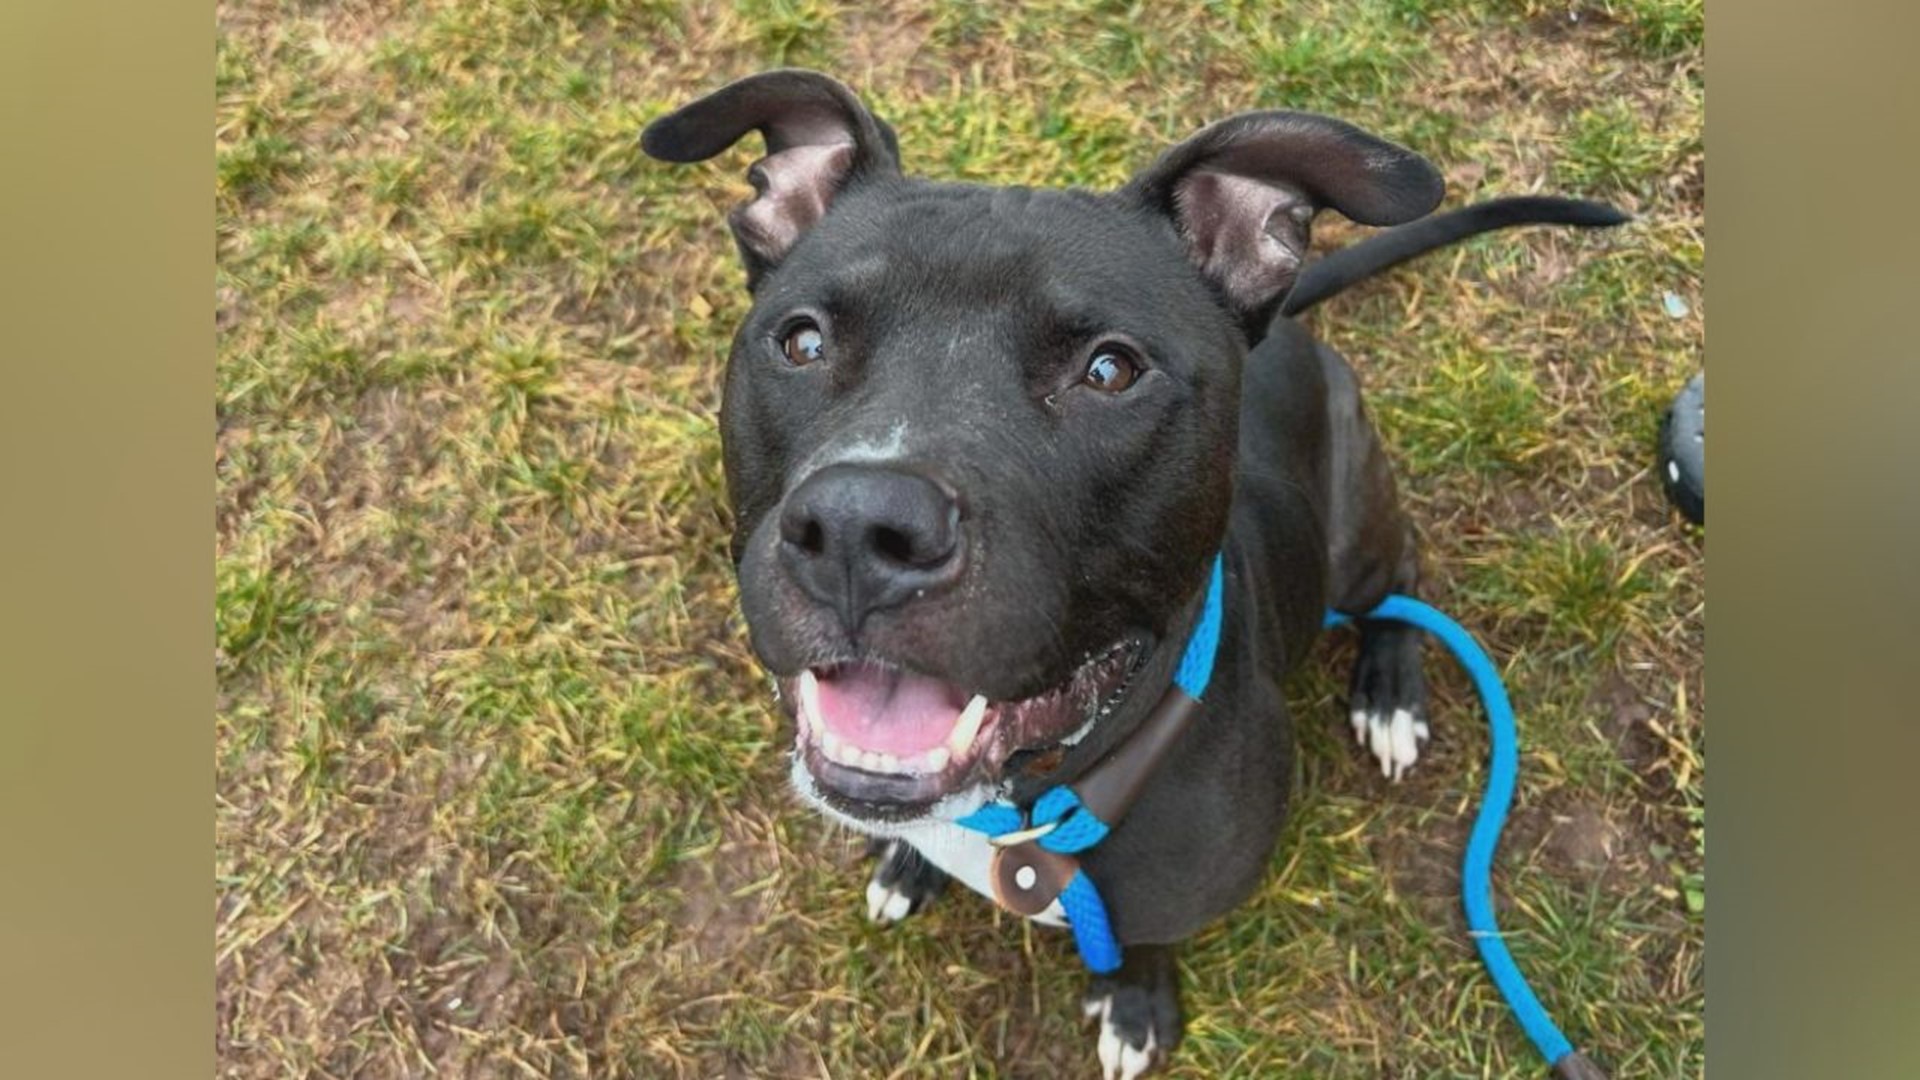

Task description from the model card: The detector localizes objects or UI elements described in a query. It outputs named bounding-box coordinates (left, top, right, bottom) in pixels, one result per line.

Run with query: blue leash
left=1327, top=598, right=1603, bottom=1078
left=960, top=559, right=1601, bottom=1075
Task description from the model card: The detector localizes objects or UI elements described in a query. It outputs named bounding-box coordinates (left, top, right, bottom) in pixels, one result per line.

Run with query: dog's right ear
left=1123, top=111, right=1443, bottom=334
left=643, top=69, right=901, bottom=286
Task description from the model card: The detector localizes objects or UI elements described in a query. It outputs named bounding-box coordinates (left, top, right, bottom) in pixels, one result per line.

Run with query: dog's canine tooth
left=948, top=694, right=989, bottom=756
left=798, top=669, right=822, bottom=733
left=923, top=746, right=950, bottom=772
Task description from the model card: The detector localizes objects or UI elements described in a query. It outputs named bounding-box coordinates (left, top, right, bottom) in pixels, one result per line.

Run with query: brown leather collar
left=987, top=690, right=1205, bottom=915
left=977, top=553, right=1228, bottom=920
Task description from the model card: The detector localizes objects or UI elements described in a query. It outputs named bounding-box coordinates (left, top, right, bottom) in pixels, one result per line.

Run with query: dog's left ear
left=1124, top=111, right=1443, bottom=331
left=643, top=69, right=902, bottom=286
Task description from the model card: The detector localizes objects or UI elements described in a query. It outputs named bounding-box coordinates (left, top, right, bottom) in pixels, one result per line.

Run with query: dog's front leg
left=1082, top=943, right=1183, bottom=1080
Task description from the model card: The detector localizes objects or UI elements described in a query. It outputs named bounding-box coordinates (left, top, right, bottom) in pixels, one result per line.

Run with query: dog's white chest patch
left=890, top=817, right=1068, bottom=928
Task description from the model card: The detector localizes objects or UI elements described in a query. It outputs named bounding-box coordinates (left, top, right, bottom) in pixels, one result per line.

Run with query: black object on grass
left=1658, top=373, right=1704, bottom=525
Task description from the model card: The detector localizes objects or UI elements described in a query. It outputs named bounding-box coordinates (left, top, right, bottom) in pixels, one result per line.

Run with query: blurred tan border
left=0, top=1, right=208, bottom=1077
left=1714, top=1, right=1920, bottom=1076
left=7, top=1, right=1920, bottom=1076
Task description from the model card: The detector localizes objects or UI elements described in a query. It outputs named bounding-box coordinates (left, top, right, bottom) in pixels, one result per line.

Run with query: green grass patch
left=1461, top=530, right=1662, bottom=650
left=1559, top=99, right=1679, bottom=197
left=1376, top=341, right=1550, bottom=477
left=1618, top=0, right=1705, bottom=58
left=736, top=0, right=842, bottom=66
left=216, top=555, right=321, bottom=673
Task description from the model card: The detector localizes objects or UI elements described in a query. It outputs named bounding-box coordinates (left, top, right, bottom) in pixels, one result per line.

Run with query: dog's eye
left=781, top=321, right=826, bottom=366
left=1082, top=347, right=1142, bottom=393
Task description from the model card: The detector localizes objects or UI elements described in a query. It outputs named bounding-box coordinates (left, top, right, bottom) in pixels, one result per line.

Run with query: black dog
left=643, top=70, right=1622, bottom=1078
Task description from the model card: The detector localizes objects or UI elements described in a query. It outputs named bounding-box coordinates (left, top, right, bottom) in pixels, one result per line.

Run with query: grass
left=214, top=1, right=1704, bottom=1076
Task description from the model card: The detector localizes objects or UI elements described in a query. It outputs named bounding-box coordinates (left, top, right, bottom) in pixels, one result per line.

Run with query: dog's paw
left=1081, top=992, right=1172, bottom=1080
left=1082, top=948, right=1182, bottom=1080
left=1349, top=706, right=1430, bottom=782
left=1349, top=619, right=1430, bottom=782
left=863, top=839, right=946, bottom=925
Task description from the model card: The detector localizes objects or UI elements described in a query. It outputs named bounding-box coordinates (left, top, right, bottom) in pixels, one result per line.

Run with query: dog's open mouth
left=782, top=640, right=1144, bottom=814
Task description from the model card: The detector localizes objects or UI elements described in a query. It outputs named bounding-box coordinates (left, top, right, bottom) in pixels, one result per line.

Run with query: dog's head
left=643, top=70, right=1439, bottom=826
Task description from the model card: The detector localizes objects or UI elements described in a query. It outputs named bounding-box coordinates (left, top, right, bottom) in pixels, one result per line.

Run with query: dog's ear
left=1124, top=111, right=1443, bottom=331
left=643, top=69, right=901, bottom=285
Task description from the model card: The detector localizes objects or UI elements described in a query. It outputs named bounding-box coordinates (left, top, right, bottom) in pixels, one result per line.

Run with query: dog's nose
left=778, top=463, right=965, bottom=632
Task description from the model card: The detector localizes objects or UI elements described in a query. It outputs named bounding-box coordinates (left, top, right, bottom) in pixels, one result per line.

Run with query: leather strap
left=985, top=692, right=1206, bottom=912
left=970, top=555, right=1226, bottom=922
left=990, top=842, right=1081, bottom=916
left=1072, top=693, right=1203, bottom=822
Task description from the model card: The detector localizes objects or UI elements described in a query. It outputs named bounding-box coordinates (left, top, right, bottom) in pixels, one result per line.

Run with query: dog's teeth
left=797, top=670, right=822, bottom=733
left=1059, top=715, right=1098, bottom=747
left=860, top=750, right=884, bottom=771
left=874, top=751, right=900, bottom=773
left=949, top=694, right=989, bottom=756
left=826, top=735, right=862, bottom=767
left=923, top=746, right=950, bottom=772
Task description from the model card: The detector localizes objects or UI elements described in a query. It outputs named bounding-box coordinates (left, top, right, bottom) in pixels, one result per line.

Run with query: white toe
left=1094, top=1003, right=1158, bottom=1080
left=865, top=843, right=919, bottom=924
left=1363, top=707, right=1429, bottom=782
left=865, top=875, right=914, bottom=924
left=1389, top=709, right=1419, bottom=781
left=1350, top=708, right=1368, bottom=745
left=1369, top=711, right=1394, bottom=777
left=1098, top=1012, right=1123, bottom=1079
left=1118, top=1030, right=1157, bottom=1080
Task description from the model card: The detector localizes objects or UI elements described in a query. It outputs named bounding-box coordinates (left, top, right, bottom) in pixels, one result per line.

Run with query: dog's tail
left=1279, top=196, right=1630, bottom=317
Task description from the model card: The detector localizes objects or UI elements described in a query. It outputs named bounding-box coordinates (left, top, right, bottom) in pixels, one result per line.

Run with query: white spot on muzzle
left=797, top=419, right=913, bottom=477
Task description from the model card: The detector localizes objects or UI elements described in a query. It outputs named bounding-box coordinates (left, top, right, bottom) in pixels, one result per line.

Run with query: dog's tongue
left=815, top=664, right=969, bottom=754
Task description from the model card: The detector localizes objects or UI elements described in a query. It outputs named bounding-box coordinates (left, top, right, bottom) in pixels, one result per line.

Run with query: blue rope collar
left=1172, top=553, right=1228, bottom=698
